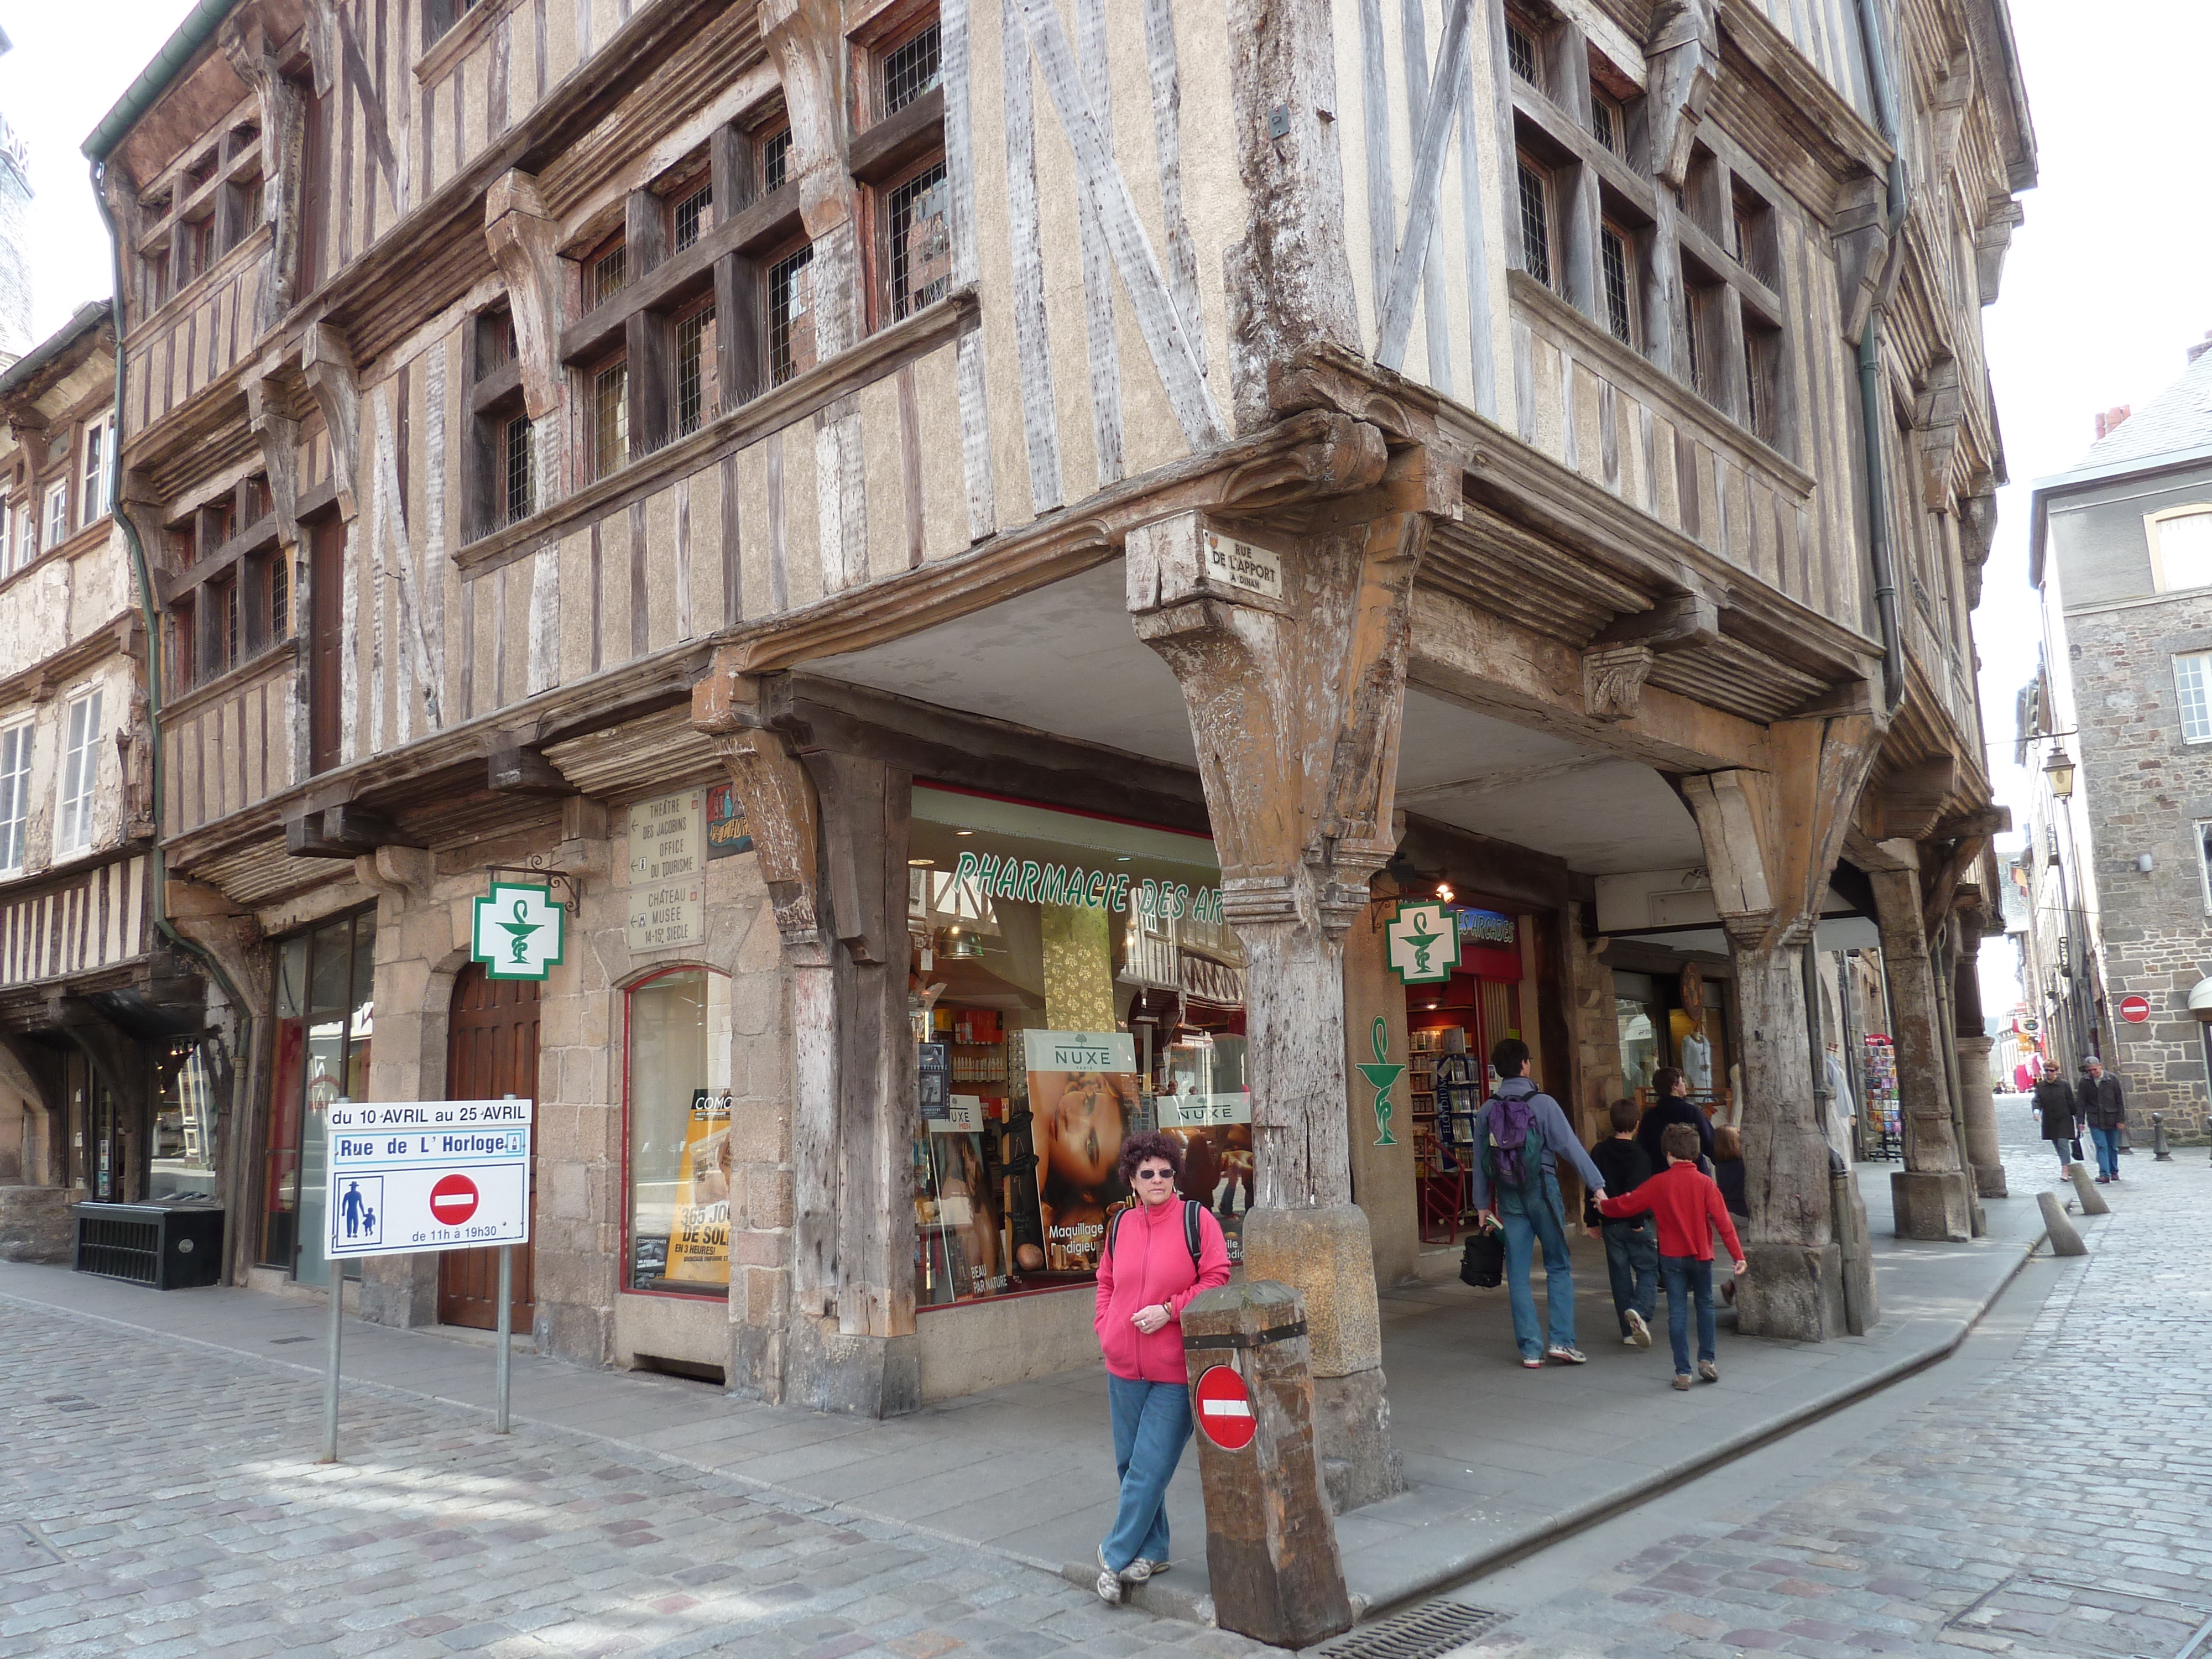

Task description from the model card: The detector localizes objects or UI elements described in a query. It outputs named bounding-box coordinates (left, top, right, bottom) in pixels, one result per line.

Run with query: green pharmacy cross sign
left=1356, top=1017, right=1405, bottom=1147
left=1386, top=900, right=1459, bottom=985
left=472, top=882, right=566, bottom=981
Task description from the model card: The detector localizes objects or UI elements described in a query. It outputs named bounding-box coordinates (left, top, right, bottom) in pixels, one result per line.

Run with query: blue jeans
left=2090, top=1125, right=2121, bottom=1179
left=1103, top=1374, right=1193, bottom=1572
left=1601, top=1218, right=1658, bottom=1335
left=1660, top=1255, right=1717, bottom=1374
left=1498, top=1177, right=1577, bottom=1358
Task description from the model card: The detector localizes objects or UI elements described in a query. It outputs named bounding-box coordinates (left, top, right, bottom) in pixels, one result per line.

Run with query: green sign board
left=471, top=882, right=566, bottom=981
left=1386, top=900, right=1459, bottom=985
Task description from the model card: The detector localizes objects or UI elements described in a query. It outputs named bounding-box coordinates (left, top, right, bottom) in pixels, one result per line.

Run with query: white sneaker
left=1625, top=1310, right=1652, bottom=1349
left=1128, top=1558, right=1166, bottom=1580
left=1095, top=1567, right=1121, bottom=1605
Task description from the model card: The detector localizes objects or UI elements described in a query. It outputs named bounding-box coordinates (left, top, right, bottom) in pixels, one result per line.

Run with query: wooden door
left=436, top=965, right=540, bottom=1330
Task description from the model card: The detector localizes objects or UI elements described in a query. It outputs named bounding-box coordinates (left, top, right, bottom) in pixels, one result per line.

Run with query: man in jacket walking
left=2030, top=1060, right=2079, bottom=1180
left=2077, top=1056, right=2126, bottom=1182
left=1471, top=1039, right=1609, bottom=1369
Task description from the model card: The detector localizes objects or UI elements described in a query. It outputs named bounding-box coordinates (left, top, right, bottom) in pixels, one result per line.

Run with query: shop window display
left=148, top=1041, right=219, bottom=1202
left=262, top=909, right=376, bottom=1285
left=907, top=786, right=1250, bottom=1307
left=626, top=967, right=734, bottom=1295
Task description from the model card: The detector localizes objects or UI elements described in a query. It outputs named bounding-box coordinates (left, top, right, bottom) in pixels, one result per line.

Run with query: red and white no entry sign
left=429, top=1173, right=481, bottom=1224
left=1193, top=1364, right=1257, bottom=1451
left=2119, top=994, right=2152, bottom=1024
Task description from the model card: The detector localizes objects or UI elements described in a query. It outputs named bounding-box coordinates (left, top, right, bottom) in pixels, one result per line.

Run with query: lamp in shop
left=941, top=925, right=981, bottom=960
left=2043, top=747, right=2075, bottom=801
left=1436, top=882, right=1455, bottom=902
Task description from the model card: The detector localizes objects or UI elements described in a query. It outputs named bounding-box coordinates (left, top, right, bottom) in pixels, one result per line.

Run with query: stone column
left=1868, top=851, right=1975, bottom=1240
left=695, top=669, right=918, bottom=1418
left=1952, top=924, right=2006, bottom=1197
left=1679, top=699, right=1882, bottom=1342
left=1126, top=437, right=1413, bottom=1511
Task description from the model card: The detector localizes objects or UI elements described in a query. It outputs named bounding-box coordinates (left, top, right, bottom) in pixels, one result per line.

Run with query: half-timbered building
left=86, top=0, right=2032, bottom=1479
left=0, top=301, right=216, bottom=1262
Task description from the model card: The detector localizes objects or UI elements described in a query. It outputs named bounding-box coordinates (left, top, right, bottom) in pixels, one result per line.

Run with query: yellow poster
left=667, top=1088, right=732, bottom=1284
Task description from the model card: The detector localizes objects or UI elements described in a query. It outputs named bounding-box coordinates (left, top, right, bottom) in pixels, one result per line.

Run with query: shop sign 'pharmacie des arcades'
left=49, top=0, right=2026, bottom=1536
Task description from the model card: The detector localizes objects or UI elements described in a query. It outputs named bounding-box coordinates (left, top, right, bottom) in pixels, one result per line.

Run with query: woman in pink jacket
left=1091, top=1131, right=1232, bottom=1604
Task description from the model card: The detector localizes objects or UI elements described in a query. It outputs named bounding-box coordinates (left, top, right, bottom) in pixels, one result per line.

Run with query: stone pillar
left=695, top=669, right=918, bottom=1418
left=1953, top=927, right=2006, bottom=1197
left=1126, top=442, right=1412, bottom=1511
left=1868, top=851, right=1974, bottom=1240
left=1678, top=699, right=1882, bottom=1342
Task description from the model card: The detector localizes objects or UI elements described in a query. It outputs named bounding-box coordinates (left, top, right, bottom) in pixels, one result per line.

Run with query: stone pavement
left=0, top=1139, right=2060, bottom=1648
left=1426, top=1103, right=2211, bottom=1659
left=0, top=1295, right=1277, bottom=1659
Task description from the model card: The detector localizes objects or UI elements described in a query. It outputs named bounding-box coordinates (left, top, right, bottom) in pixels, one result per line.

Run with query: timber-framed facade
left=86, top=0, right=2032, bottom=1468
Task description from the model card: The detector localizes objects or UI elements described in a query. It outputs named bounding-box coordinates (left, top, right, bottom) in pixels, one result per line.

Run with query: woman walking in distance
left=1091, top=1132, right=1231, bottom=1604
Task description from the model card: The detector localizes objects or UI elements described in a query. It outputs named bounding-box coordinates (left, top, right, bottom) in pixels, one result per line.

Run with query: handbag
left=2070, top=1136, right=2085, bottom=1163
left=1459, top=1227, right=1505, bottom=1289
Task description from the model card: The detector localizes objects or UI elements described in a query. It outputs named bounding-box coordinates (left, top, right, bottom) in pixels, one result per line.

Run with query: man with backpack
left=1469, top=1039, right=1610, bottom=1368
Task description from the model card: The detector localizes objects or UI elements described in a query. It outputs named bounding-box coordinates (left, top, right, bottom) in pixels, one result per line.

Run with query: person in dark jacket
left=2031, top=1060, right=2079, bottom=1178
left=2077, top=1057, right=2126, bottom=1182
left=1710, top=1124, right=1749, bottom=1218
left=1636, top=1067, right=1714, bottom=1175
left=1585, top=1099, right=1656, bottom=1348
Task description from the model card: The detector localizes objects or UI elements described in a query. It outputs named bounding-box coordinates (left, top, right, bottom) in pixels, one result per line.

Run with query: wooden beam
left=1373, top=0, right=1474, bottom=372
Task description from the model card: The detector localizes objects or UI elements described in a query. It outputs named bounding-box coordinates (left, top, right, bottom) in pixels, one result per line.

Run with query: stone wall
left=2063, top=587, right=2212, bottom=1136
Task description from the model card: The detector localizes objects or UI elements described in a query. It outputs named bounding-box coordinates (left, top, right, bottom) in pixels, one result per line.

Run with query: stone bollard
left=2037, top=1190, right=2087, bottom=1256
left=2153, top=1113, right=2172, bottom=1161
left=2067, top=1162, right=2111, bottom=1215
left=1181, top=1280, right=1353, bottom=1649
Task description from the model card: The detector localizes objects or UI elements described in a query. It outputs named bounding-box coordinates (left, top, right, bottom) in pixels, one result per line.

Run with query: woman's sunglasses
left=1133, top=1166, right=1176, bottom=1181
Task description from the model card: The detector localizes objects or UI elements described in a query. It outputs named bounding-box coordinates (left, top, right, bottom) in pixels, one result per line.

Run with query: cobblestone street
left=0, top=1306, right=1265, bottom=1659
left=1444, top=1119, right=2212, bottom=1659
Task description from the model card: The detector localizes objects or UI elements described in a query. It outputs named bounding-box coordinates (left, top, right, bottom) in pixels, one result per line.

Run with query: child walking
left=1584, top=1099, right=1656, bottom=1349
left=1597, top=1122, right=1747, bottom=1390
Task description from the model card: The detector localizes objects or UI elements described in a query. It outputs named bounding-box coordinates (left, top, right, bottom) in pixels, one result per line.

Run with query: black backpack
left=1105, top=1197, right=1204, bottom=1269
left=1459, top=1228, right=1505, bottom=1288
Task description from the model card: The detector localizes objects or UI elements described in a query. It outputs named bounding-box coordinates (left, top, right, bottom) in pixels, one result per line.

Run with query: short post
left=1181, top=1281, right=1353, bottom=1648
left=2037, top=1190, right=2086, bottom=1256
left=2153, top=1113, right=2172, bottom=1161
left=320, top=1268, right=343, bottom=1463
left=2067, top=1161, right=2110, bottom=1216
left=495, top=1244, right=514, bottom=1433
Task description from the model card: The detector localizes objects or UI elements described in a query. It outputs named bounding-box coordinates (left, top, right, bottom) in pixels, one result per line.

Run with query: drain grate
left=40, top=1394, right=96, bottom=1412
left=1, top=1524, right=62, bottom=1577
left=1322, top=1600, right=1507, bottom=1659
left=268, top=1335, right=313, bottom=1345
left=1944, top=1575, right=2212, bottom=1659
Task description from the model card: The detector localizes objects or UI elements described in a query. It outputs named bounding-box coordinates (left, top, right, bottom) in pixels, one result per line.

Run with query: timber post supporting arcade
left=1867, top=847, right=1976, bottom=1240
left=1678, top=697, right=1884, bottom=1343
left=1126, top=442, right=1417, bottom=1511
left=693, top=662, right=918, bottom=1418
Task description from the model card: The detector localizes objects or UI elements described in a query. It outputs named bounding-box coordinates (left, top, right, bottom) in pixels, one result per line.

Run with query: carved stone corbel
left=300, top=322, right=360, bottom=515
left=353, top=845, right=436, bottom=906
left=693, top=667, right=822, bottom=948
left=1583, top=645, right=1656, bottom=722
left=483, top=171, right=565, bottom=422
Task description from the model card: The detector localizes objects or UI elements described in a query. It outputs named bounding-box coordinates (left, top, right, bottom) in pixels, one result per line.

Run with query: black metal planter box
left=71, top=1202, right=225, bottom=1290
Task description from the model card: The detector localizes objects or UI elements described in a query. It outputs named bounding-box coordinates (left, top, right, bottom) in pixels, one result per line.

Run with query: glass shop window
left=625, top=966, right=734, bottom=1296
left=148, top=1041, right=221, bottom=1202
left=907, top=785, right=1250, bottom=1310
left=262, top=908, right=376, bottom=1285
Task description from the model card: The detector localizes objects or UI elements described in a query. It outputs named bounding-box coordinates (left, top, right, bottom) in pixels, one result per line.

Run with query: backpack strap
left=1183, top=1198, right=1202, bottom=1269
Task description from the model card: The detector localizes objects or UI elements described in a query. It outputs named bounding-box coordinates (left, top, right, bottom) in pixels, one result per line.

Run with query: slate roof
left=2072, top=345, right=2212, bottom=471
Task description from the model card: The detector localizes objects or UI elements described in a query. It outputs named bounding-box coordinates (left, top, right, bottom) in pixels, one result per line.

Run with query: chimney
left=2095, top=405, right=2131, bottom=440
left=2190, top=330, right=2212, bottom=366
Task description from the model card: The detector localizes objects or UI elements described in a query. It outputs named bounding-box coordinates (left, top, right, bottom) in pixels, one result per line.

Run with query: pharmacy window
left=626, top=967, right=734, bottom=1297
left=2148, top=507, right=2212, bottom=593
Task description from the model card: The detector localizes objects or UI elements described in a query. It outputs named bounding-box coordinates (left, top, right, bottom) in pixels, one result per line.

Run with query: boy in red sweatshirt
left=1597, top=1122, right=1747, bottom=1390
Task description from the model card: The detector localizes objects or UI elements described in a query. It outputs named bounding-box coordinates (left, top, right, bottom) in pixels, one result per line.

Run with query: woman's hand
left=1132, top=1303, right=1171, bottom=1335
